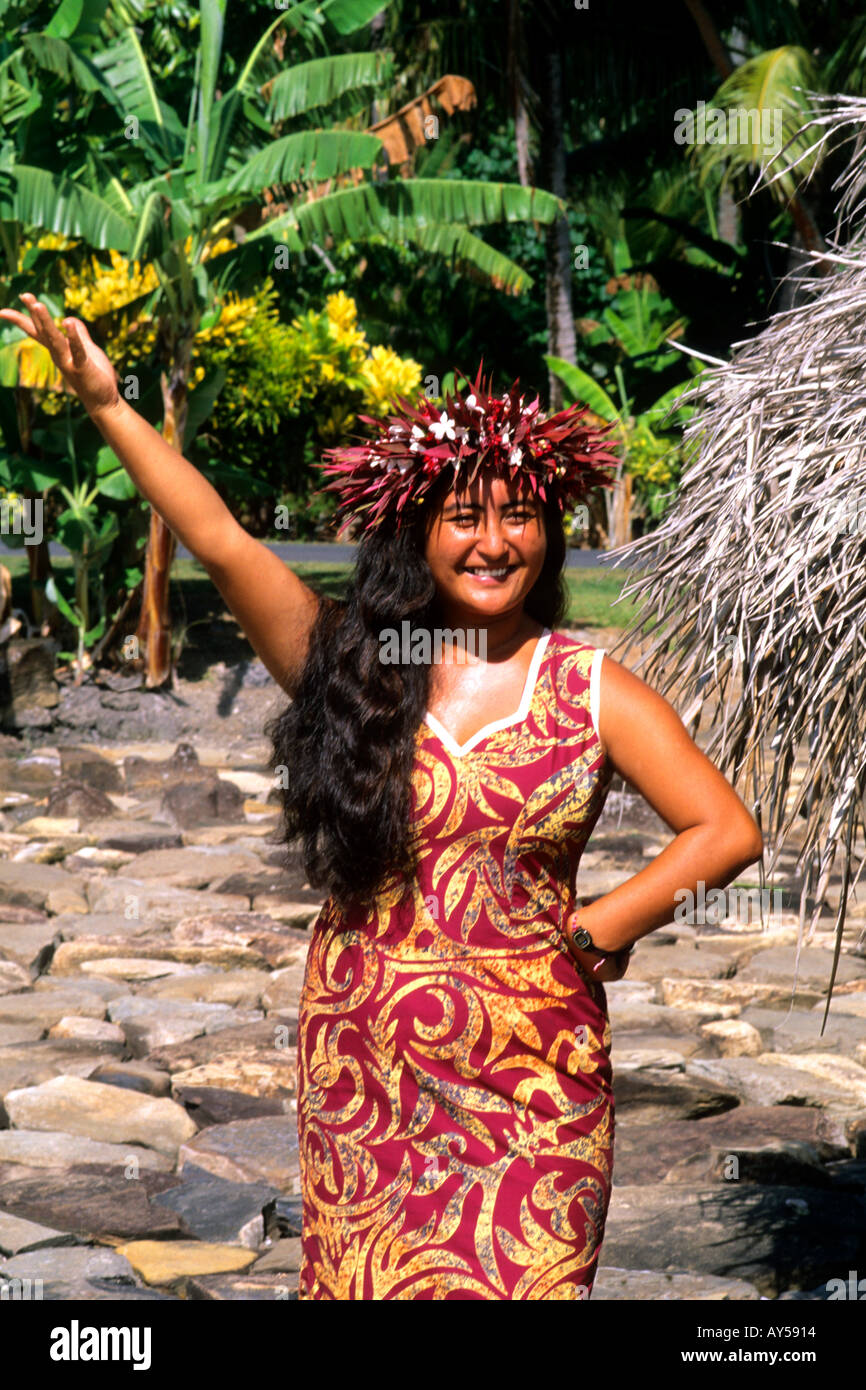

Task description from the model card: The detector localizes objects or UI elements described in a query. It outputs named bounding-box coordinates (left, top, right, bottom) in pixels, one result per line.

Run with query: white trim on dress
left=590, top=647, right=605, bottom=751
left=423, top=627, right=553, bottom=758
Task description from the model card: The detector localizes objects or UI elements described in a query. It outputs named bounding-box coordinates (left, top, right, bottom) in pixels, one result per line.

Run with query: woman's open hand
left=0, top=293, right=121, bottom=417
left=564, top=912, right=633, bottom=982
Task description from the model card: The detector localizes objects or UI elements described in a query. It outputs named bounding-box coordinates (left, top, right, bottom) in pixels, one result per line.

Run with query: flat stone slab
left=0, top=989, right=107, bottom=1028
left=86, top=1061, right=171, bottom=1097
left=116, top=1238, right=258, bottom=1286
left=0, top=1129, right=173, bottom=1171
left=51, top=935, right=276, bottom=974
left=170, top=1056, right=297, bottom=1101
left=626, top=944, right=738, bottom=981
left=613, top=1105, right=851, bottom=1186
left=738, top=1005, right=866, bottom=1055
left=0, top=1164, right=184, bottom=1240
left=737, top=945, right=866, bottom=987
left=146, top=1019, right=297, bottom=1073
left=88, top=878, right=248, bottom=923
left=178, top=1116, right=300, bottom=1190
left=136, top=968, right=271, bottom=1008
left=114, top=847, right=269, bottom=889
left=593, top=1266, right=761, bottom=1300
left=0, top=1042, right=109, bottom=1097
left=601, top=1182, right=866, bottom=1297
left=107, top=996, right=261, bottom=1057
left=611, top=1066, right=740, bottom=1123
left=0, top=921, right=59, bottom=970
left=0, top=1244, right=139, bottom=1296
left=0, top=860, right=86, bottom=912
left=172, top=912, right=309, bottom=969
left=86, top=819, right=184, bottom=852
left=172, top=1085, right=287, bottom=1128
left=4, top=1075, right=197, bottom=1158
left=186, top=1272, right=298, bottom=1300
left=686, top=1054, right=866, bottom=1112
left=0, top=1209, right=77, bottom=1256
left=151, top=1163, right=280, bottom=1247
left=252, top=1238, right=303, bottom=1274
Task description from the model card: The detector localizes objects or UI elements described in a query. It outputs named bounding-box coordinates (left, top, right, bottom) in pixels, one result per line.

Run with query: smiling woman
left=254, top=367, right=763, bottom=1300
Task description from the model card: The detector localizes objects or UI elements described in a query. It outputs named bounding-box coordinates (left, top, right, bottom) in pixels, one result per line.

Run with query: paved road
left=0, top=537, right=644, bottom=570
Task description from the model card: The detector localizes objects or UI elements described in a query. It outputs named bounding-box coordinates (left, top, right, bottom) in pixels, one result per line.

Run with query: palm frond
left=606, top=93, right=866, bottom=1015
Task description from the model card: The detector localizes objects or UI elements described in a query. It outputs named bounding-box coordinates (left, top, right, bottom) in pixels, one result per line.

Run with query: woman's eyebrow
left=444, top=499, right=537, bottom=513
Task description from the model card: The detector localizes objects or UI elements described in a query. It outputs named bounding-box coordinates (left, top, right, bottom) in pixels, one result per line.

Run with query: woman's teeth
left=465, top=566, right=511, bottom=577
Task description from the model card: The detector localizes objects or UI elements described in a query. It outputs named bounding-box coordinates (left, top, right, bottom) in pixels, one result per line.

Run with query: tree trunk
left=133, top=331, right=192, bottom=689
left=507, top=0, right=533, bottom=187
left=539, top=49, right=576, bottom=411
left=14, top=386, right=56, bottom=636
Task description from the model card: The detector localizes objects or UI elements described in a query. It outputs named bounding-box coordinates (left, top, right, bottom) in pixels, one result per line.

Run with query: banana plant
left=0, top=0, right=563, bottom=688
left=545, top=353, right=701, bottom=543
left=46, top=474, right=119, bottom=681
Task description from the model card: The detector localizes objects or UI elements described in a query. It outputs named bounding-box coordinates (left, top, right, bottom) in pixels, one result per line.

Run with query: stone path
left=1, top=659, right=865, bottom=1300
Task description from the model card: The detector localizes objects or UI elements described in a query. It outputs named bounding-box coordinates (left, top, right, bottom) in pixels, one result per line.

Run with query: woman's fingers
left=63, top=318, right=88, bottom=369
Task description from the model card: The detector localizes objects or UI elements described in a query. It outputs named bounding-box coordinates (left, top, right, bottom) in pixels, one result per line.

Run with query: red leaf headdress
left=317, top=361, right=621, bottom=536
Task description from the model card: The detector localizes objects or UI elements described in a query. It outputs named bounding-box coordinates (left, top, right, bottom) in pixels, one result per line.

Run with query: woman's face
left=423, top=472, right=547, bottom=622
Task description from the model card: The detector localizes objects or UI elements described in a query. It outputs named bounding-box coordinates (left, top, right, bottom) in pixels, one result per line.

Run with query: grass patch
left=5, top=553, right=643, bottom=631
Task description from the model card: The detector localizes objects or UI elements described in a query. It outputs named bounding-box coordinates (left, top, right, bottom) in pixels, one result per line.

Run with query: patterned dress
left=296, top=629, right=616, bottom=1300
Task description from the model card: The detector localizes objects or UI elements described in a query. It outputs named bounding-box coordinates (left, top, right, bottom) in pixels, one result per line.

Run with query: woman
left=2, top=298, right=764, bottom=1300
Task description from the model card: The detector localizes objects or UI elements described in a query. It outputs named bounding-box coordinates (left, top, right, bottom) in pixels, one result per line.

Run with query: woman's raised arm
left=0, top=294, right=320, bottom=694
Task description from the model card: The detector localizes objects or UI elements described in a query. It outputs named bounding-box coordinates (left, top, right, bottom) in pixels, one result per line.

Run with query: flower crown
left=317, top=361, right=621, bottom=536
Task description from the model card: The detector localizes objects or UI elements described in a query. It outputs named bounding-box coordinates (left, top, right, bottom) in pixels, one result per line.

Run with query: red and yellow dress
left=296, top=630, right=616, bottom=1299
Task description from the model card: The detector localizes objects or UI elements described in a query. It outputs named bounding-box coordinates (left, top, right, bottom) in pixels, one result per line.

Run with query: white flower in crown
left=429, top=412, right=456, bottom=441
left=464, top=394, right=485, bottom=413
left=501, top=425, right=511, bottom=445
left=509, top=446, right=523, bottom=466
left=388, top=424, right=409, bottom=439
left=410, top=424, right=426, bottom=440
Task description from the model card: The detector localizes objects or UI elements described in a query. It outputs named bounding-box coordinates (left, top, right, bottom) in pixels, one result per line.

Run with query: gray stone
left=0, top=1244, right=138, bottom=1294
left=4, top=1075, right=197, bottom=1158
left=0, top=1130, right=172, bottom=1171
left=46, top=779, right=115, bottom=818
left=0, top=989, right=106, bottom=1028
left=739, top=1004, right=866, bottom=1055
left=87, top=1061, right=172, bottom=1097
left=737, top=945, right=866, bottom=987
left=0, top=1041, right=109, bottom=1097
left=0, top=921, right=59, bottom=971
left=178, top=1116, right=300, bottom=1190
left=0, top=1163, right=184, bottom=1241
left=625, top=944, right=737, bottom=982
left=0, top=860, right=86, bottom=912
left=107, top=996, right=260, bottom=1057
left=151, top=1163, right=280, bottom=1247
left=0, top=1210, right=76, bottom=1256
left=136, top=968, right=270, bottom=1009
left=161, top=776, right=245, bottom=828
left=85, top=819, right=184, bottom=853
left=59, top=748, right=124, bottom=793
left=663, top=1140, right=835, bottom=1188
left=612, top=1066, right=739, bottom=1122
left=252, top=1238, right=303, bottom=1274
left=685, top=1056, right=862, bottom=1111
left=87, top=878, right=248, bottom=923
left=592, top=1266, right=761, bottom=1300
left=115, top=846, right=269, bottom=890
left=607, top=999, right=737, bottom=1034
left=185, top=1272, right=297, bottom=1300
left=601, top=1182, right=866, bottom=1297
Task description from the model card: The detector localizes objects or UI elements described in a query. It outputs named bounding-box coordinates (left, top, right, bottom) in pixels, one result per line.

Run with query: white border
left=590, top=647, right=605, bottom=750
left=423, top=628, right=553, bottom=758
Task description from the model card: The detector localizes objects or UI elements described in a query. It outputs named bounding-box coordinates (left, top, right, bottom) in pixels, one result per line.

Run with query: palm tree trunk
left=14, top=385, right=55, bottom=636
left=539, top=49, right=576, bottom=412
left=134, top=331, right=191, bottom=688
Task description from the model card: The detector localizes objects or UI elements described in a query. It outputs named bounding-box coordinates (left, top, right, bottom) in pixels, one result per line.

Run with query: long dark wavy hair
left=264, top=474, right=571, bottom=910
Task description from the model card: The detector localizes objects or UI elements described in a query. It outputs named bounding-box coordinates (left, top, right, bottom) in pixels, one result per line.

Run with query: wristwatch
left=571, top=925, right=614, bottom=957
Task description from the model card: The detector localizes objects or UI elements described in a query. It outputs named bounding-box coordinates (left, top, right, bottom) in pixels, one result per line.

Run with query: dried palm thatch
left=605, top=94, right=866, bottom=1023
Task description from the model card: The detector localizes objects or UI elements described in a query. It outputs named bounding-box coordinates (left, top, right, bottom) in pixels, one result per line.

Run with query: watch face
left=573, top=928, right=592, bottom=949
